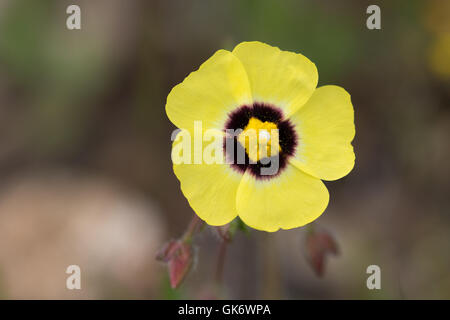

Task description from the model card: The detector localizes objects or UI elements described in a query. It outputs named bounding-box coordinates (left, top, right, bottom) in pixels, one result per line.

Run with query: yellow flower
left=166, top=41, right=355, bottom=232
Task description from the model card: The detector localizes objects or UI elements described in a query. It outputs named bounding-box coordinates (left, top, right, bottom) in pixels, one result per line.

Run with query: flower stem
left=182, top=214, right=203, bottom=243
left=215, top=238, right=228, bottom=285
left=215, top=225, right=231, bottom=286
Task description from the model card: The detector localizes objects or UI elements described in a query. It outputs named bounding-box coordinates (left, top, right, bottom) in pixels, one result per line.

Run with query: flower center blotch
left=224, top=102, right=297, bottom=179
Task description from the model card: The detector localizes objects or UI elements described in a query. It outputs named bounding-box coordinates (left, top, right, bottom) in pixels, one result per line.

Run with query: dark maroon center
left=223, top=102, right=298, bottom=180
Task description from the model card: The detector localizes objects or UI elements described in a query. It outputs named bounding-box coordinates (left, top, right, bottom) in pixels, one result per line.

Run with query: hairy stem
left=215, top=225, right=231, bottom=286
left=182, top=214, right=203, bottom=242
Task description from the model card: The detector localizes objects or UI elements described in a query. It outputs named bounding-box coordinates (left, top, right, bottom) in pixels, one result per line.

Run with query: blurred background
left=0, top=0, right=449, bottom=299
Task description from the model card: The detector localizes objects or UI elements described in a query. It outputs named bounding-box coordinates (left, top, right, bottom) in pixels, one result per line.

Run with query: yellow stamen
left=237, top=117, right=281, bottom=162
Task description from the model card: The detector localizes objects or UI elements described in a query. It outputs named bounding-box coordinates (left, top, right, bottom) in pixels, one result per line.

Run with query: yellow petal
left=236, top=165, right=329, bottom=232
left=289, top=85, right=355, bottom=181
left=166, top=49, right=252, bottom=132
left=172, top=130, right=240, bottom=225
left=232, top=41, right=318, bottom=118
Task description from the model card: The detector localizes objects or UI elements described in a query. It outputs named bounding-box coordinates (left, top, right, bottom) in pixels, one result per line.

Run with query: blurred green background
left=0, top=0, right=449, bottom=299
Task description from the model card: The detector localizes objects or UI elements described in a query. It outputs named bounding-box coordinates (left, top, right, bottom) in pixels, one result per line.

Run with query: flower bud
left=156, top=240, right=193, bottom=288
left=305, top=228, right=339, bottom=277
